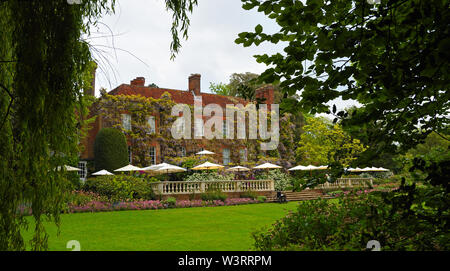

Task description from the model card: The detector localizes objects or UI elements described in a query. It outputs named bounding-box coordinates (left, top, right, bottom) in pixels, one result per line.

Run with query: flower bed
left=327, top=187, right=399, bottom=198
left=68, top=197, right=259, bottom=214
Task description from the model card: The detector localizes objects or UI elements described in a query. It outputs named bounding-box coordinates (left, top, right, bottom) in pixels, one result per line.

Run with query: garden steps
left=266, top=190, right=333, bottom=202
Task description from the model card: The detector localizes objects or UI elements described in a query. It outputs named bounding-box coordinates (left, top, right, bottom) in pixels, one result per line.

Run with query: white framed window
left=194, top=118, right=204, bottom=137
left=128, top=146, right=132, bottom=164
left=78, top=161, right=87, bottom=182
left=223, top=120, right=227, bottom=138
left=122, top=113, right=131, bottom=131
left=147, top=116, right=156, bottom=134
left=223, top=148, right=230, bottom=165
left=176, top=119, right=185, bottom=135
left=240, top=149, right=247, bottom=163
left=149, top=146, right=156, bottom=165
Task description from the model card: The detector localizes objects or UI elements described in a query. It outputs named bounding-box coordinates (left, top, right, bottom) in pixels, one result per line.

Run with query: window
left=181, top=147, right=186, bottom=157
left=78, top=161, right=87, bottom=182
left=223, top=148, right=231, bottom=165
left=147, top=116, right=156, bottom=134
left=122, top=113, right=131, bottom=131
left=176, top=119, right=185, bottom=135
left=240, top=149, right=247, bottom=163
left=194, top=118, right=204, bottom=137
left=223, top=120, right=227, bottom=138
left=128, top=146, right=132, bottom=164
left=149, top=146, right=156, bottom=165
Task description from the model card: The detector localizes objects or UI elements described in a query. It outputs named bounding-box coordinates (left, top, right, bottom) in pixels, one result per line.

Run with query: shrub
left=185, top=171, right=232, bottom=182
left=257, top=196, right=267, bottom=203
left=252, top=189, right=449, bottom=251
left=240, top=191, right=258, bottom=199
left=200, top=186, right=227, bottom=201
left=94, top=128, right=129, bottom=172
left=256, top=169, right=291, bottom=191
left=165, top=197, right=176, bottom=207
left=84, top=175, right=154, bottom=202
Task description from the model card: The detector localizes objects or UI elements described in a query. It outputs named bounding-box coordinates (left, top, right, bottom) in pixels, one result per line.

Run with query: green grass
left=23, top=202, right=300, bottom=251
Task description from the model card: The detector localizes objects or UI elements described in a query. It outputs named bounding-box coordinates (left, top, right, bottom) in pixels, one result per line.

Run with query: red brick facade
left=80, top=74, right=274, bottom=166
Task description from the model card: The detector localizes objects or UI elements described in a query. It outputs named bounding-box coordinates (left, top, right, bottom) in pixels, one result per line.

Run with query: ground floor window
left=223, top=148, right=230, bottom=165
left=239, top=149, right=247, bottom=163
left=149, top=146, right=156, bottom=165
left=78, top=161, right=87, bottom=182
left=128, top=146, right=132, bottom=164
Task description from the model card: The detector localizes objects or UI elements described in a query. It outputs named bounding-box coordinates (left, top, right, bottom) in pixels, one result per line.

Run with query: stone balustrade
left=150, top=179, right=274, bottom=195
left=317, top=178, right=373, bottom=189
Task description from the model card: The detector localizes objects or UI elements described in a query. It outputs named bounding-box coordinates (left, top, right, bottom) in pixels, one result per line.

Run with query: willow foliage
left=0, top=0, right=197, bottom=251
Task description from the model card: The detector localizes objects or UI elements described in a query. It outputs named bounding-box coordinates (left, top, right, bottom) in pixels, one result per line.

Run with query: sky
left=91, top=0, right=358, bottom=112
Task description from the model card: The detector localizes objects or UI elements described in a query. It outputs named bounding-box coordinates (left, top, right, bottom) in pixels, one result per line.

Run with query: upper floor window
left=194, top=118, right=204, bottom=137
left=223, top=148, right=231, bottom=166
left=147, top=116, right=156, bottom=134
left=122, top=113, right=131, bottom=131
left=223, top=120, right=227, bottom=138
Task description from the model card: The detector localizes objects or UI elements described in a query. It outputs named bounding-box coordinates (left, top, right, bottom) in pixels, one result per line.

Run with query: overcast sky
left=91, top=0, right=282, bottom=93
left=91, top=0, right=358, bottom=112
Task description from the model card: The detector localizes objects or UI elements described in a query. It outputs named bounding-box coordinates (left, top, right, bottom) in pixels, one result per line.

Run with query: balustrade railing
left=316, top=178, right=373, bottom=189
left=151, top=179, right=274, bottom=195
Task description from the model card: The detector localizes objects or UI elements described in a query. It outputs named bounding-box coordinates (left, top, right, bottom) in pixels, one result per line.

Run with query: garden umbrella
left=253, top=163, right=282, bottom=170
left=288, top=165, right=308, bottom=171
left=114, top=164, right=142, bottom=172
left=192, top=161, right=224, bottom=170
left=55, top=165, right=81, bottom=171
left=196, top=150, right=215, bottom=155
left=141, top=162, right=172, bottom=171
left=288, top=164, right=326, bottom=176
left=92, top=169, right=114, bottom=176
left=154, top=164, right=187, bottom=174
left=227, top=166, right=250, bottom=172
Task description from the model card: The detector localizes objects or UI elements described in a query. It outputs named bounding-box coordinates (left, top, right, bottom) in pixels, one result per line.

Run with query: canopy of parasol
left=92, top=169, right=114, bottom=176
left=253, top=163, right=282, bottom=169
left=192, top=161, right=224, bottom=170
left=153, top=164, right=187, bottom=174
left=196, top=150, right=215, bottom=155
left=226, top=166, right=250, bottom=172
left=114, top=164, right=142, bottom=172
left=141, top=162, right=173, bottom=171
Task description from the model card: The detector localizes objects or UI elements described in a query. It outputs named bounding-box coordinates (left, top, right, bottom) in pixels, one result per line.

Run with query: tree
left=238, top=0, right=449, bottom=250
left=0, top=0, right=197, bottom=251
left=236, top=0, right=449, bottom=154
left=296, top=116, right=367, bottom=167
left=209, top=82, right=232, bottom=96
left=94, top=128, right=129, bottom=172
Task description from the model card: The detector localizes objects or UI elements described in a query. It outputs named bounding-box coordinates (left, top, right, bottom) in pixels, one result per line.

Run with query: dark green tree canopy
left=236, top=0, right=449, bottom=155
left=94, top=128, right=129, bottom=172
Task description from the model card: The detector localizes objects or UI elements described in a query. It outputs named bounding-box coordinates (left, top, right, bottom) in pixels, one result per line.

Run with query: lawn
left=23, top=202, right=300, bottom=251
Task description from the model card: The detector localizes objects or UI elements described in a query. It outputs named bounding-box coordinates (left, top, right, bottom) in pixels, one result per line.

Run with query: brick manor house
left=78, top=74, right=275, bottom=180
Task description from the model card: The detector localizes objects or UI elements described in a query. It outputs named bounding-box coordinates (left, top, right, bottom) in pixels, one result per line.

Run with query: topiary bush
left=94, top=128, right=129, bottom=172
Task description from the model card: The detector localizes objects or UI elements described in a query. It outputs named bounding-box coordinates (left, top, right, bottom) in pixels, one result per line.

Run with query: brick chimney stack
left=188, top=74, right=201, bottom=96
left=130, top=77, right=145, bottom=86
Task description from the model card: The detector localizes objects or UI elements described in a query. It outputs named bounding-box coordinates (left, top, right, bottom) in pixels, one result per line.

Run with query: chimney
left=255, top=85, right=275, bottom=110
left=188, top=74, right=201, bottom=96
left=130, top=77, right=145, bottom=86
